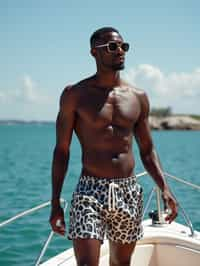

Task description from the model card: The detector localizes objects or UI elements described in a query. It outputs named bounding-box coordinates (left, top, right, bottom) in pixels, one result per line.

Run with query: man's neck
left=95, top=71, right=121, bottom=89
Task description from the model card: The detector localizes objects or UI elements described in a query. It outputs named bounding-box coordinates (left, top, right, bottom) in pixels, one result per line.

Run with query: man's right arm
left=134, top=91, right=178, bottom=223
left=50, top=86, right=77, bottom=235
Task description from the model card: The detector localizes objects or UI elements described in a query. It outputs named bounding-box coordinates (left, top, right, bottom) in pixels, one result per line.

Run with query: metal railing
left=165, top=171, right=200, bottom=236
left=0, top=198, right=67, bottom=265
left=35, top=200, right=68, bottom=266
left=0, top=199, right=65, bottom=228
left=140, top=171, right=200, bottom=237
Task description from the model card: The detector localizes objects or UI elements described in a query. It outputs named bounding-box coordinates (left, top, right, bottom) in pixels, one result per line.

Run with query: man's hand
left=49, top=206, right=66, bottom=236
left=162, top=189, right=178, bottom=223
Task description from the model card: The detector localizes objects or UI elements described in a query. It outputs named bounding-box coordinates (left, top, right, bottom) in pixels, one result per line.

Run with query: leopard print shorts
left=68, top=175, right=143, bottom=244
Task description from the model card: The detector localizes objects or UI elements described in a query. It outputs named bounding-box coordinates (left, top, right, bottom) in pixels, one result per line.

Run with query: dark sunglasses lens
left=122, top=43, right=129, bottom=52
left=108, top=42, right=118, bottom=51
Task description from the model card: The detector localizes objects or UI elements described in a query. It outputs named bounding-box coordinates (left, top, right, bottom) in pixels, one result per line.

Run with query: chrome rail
left=0, top=198, right=66, bottom=266
left=0, top=200, right=65, bottom=228
left=142, top=186, right=156, bottom=220
left=164, top=171, right=199, bottom=236
left=164, top=172, right=200, bottom=191
left=35, top=200, right=68, bottom=266
left=139, top=171, right=200, bottom=237
left=137, top=171, right=200, bottom=191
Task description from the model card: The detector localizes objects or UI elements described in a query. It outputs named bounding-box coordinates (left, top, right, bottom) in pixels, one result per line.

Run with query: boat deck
left=40, top=219, right=200, bottom=266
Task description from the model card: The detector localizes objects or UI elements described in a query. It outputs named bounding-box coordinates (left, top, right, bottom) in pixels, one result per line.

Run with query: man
left=50, top=27, right=178, bottom=266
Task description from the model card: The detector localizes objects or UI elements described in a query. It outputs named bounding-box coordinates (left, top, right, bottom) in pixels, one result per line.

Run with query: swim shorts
left=68, top=175, right=143, bottom=244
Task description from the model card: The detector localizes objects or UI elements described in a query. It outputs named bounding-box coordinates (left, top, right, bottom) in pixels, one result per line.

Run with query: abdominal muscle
left=82, top=151, right=135, bottom=178
left=80, top=127, right=135, bottom=178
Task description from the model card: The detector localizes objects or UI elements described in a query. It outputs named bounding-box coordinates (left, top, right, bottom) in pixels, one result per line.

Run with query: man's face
left=93, top=32, right=127, bottom=71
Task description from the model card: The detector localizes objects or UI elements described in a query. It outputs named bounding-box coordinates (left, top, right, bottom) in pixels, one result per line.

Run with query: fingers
left=164, top=199, right=178, bottom=224
left=162, top=190, right=178, bottom=224
left=165, top=210, right=178, bottom=224
left=50, top=216, right=66, bottom=236
left=49, top=206, right=66, bottom=236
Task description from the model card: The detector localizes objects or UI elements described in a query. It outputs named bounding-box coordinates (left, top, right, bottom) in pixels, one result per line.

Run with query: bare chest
left=77, top=87, right=141, bottom=128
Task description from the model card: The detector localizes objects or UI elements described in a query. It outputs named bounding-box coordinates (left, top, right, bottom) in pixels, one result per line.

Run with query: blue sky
left=0, top=0, right=200, bottom=120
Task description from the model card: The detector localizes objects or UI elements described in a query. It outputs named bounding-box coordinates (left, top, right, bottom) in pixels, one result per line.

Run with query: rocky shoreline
left=1, top=116, right=200, bottom=130
left=149, top=115, right=200, bottom=130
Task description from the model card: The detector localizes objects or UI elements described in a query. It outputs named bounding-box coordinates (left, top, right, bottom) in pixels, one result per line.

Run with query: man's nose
left=116, top=45, right=124, bottom=54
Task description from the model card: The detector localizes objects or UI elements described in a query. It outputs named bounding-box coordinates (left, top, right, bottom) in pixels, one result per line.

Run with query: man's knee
left=110, top=257, right=131, bottom=266
left=76, top=252, right=99, bottom=266
left=109, top=241, right=135, bottom=266
left=73, top=238, right=101, bottom=266
left=77, top=256, right=99, bottom=266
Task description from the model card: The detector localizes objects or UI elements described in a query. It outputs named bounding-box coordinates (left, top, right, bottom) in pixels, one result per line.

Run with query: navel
left=106, top=125, right=114, bottom=135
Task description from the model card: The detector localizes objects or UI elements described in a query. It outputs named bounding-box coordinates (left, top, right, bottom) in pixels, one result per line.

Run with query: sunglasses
left=95, top=41, right=130, bottom=53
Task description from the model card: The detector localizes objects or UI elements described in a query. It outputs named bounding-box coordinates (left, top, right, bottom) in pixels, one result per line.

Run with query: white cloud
left=14, top=75, right=50, bottom=104
left=19, top=75, right=38, bottom=103
left=123, top=65, right=200, bottom=114
left=1, top=67, right=200, bottom=120
left=0, top=75, right=58, bottom=120
left=0, top=75, right=46, bottom=104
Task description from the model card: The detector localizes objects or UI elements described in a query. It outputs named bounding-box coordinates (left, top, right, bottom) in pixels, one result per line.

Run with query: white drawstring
left=108, top=182, right=119, bottom=211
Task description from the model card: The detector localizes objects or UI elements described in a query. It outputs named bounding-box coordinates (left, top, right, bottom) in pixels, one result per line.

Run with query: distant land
left=149, top=115, right=200, bottom=130
left=0, top=119, right=54, bottom=125
left=1, top=114, right=200, bottom=130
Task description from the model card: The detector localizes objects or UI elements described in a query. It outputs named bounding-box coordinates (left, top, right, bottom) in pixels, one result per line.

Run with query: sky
left=0, top=0, right=200, bottom=120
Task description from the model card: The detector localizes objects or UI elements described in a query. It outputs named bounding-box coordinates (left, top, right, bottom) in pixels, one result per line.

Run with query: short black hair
left=90, top=27, right=120, bottom=48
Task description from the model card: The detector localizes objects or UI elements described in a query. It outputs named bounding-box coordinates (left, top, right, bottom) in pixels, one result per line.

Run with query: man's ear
left=90, top=48, right=97, bottom=57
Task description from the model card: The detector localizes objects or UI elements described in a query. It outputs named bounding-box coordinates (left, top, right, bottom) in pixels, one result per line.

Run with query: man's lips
left=115, top=56, right=124, bottom=63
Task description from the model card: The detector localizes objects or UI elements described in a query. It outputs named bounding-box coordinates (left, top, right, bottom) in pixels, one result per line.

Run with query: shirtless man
left=50, top=27, right=178, bottom=266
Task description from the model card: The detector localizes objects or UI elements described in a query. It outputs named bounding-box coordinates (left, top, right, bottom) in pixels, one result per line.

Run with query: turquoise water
left=0, top=124, right=200, bottom=266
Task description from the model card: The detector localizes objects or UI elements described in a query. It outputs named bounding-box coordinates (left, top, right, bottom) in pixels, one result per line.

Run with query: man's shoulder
left=134, top=87, right=149, bottom=104
left=123, top=80, right=148, bottom=99
left=123, top=81, right=150, bottom=116
left=60, top=76, right=95, bottom=108
left=62, top=76, right=94, bottom=96
left=61, top=82, right=80, bottom=96
left=59, top=83, right=80, bottom=109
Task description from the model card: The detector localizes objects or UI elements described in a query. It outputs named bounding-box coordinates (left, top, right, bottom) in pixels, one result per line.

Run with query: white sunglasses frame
left=95, top=42, right=130, bottom=53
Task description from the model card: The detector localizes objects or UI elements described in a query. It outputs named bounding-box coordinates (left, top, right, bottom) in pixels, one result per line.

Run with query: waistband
left=79, top=174, right=137, bottom=186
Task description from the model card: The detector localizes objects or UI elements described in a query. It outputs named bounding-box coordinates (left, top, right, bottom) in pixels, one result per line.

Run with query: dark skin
left=50, top=31, right=178, bottom=266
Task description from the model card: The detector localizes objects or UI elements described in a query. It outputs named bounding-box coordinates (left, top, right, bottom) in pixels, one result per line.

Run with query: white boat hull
left=41, top=219, right=200, bottom=266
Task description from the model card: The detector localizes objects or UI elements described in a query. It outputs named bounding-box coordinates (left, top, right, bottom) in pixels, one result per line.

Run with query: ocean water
left=0, top=124, right=200, bottom=266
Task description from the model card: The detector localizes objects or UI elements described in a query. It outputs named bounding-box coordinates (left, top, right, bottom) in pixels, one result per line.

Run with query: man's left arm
left=134, top=91, right=178, bottom=223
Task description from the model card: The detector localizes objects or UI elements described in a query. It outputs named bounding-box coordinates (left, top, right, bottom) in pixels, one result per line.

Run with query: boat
left=1, top=172, right=200, bottom=266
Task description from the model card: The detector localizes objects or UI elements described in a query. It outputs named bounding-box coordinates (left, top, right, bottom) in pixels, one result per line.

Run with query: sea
left=0, top=123, right=200, bottom=266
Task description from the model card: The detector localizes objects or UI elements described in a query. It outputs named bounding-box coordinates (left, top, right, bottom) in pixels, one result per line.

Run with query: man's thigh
left=109, top=240, right=137, bottom=266
left=73, top=238, right=102, bottom=266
